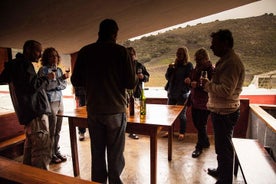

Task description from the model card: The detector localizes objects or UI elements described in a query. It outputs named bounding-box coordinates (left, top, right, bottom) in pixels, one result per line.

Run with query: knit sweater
left=205, top=49, right=245, bottom=114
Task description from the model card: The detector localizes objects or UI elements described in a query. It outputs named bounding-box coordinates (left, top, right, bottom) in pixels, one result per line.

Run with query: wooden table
left=58, top=104, right=183, bottom=184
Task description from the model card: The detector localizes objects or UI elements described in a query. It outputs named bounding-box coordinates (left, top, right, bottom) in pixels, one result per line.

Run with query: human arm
left=204, top=57, right=244, bottom=98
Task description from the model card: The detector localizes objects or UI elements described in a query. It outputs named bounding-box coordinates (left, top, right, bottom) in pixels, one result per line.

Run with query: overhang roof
left=0, top=0, right=257, bottom=54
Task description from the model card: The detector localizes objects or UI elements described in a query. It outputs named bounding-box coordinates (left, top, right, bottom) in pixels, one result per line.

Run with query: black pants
left=88, top=113, right=126, bottom=184
left=191, top=108, right=210, bottom=150
left=211, top=109, right=240, bottom=184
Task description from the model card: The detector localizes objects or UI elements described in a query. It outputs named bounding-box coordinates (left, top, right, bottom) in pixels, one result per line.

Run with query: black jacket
left=0, top=53, right=51, bottom=125
left=71, top=40, right=136, bottom=114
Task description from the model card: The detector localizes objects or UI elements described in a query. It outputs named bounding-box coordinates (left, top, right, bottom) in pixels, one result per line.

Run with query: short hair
left=41, top=47, right=61, bottom=66
left=211, top=29, right=234, bottom=48
left=98, top=19, right=119, bottom=39
left=23, top=40, right=41, bottom=53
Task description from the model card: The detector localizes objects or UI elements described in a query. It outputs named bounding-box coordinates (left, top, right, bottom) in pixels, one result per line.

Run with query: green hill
left=122, top=13, right=276, bottom=87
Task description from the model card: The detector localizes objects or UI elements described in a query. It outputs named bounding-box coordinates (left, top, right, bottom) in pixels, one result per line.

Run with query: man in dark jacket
left=0, top=40, right=53, bottom=170
left=127, top=47, right=150, bottom=140
left=71, top=19, right=136, bottom=184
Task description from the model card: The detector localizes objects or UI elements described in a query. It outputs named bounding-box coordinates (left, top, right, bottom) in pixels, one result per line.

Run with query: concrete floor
left=50, top=119, right=245, bottom=184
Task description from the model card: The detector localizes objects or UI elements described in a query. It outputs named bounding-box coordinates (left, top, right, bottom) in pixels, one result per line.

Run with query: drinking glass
left=200, top=71, right=207, bottom=86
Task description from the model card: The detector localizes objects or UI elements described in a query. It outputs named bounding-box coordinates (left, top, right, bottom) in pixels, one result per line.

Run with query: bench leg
left=234, top=153, right=239, bottom=176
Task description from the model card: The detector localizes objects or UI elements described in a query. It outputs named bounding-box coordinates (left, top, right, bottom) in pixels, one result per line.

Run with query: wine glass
left=51, top=64, right=57, bottom=80
left=51, top=64, right=57, bottom=72
left=200, top=71, right=207, bottom=86
left=137, top=68, right=142, bottom=74
left=65, top=67, right=70, bottom=73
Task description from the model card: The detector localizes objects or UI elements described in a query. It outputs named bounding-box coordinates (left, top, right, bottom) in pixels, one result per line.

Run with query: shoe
left=207, top=168, right=219, bottom=178
left=161, top=132, right=168, bottom=138
left=192, top=149, right=202, bottom=158
left=129, top=133, right=139, bottom=139
left=79, top=133, right=85, bottom=141
left=178, top=134, right=185, bottom=141
left=51, top=155, right=62, bottom=164
left=56, top=152, right=67, bottom=162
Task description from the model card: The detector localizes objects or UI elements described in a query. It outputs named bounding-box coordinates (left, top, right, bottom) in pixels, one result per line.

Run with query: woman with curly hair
left=38, top=47, right=69, bottom=164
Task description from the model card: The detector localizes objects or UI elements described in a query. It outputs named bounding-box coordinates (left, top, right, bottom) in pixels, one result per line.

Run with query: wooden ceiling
left=0, top=0, right=257, bottom=54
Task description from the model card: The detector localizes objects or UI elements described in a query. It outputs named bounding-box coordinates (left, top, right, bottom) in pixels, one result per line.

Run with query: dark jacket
left=133, top=60, right=150, bottom=98
left=189, top=61, right=214, bottom=110
left=71, top=40, right=136, bottom=114
left=165, top=62, right=193, bottom=99
left=0, top=53, right=51, bottom=125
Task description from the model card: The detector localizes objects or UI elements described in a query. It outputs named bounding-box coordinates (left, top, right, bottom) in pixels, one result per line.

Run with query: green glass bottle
left=140, top=82, right=146, bottom=118
left=129, top=90, right=135, bottom=116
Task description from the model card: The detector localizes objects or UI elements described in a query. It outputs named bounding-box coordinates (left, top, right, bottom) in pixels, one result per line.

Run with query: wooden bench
left=0, top=156, right=99, bottom=184
left=232, top=138, right=276, bottom=184
left=0, top=112, right=25, bottom=158
left=0, top=134, right=25, bottom=152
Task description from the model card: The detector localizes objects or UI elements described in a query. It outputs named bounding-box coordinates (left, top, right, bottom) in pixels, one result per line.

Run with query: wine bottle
left=129, top=90, right=135, bottom=116
left=140, top=82, right=146, bottom=118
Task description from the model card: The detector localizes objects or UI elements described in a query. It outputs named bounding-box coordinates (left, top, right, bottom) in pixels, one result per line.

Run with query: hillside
left=122, top=13, right=276, bottom=87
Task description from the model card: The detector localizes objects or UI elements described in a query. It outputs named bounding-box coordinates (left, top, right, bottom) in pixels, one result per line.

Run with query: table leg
left=150, top=128, right=158, bottom=184
left=68, top=118, right=80, bottom=177
left=168, top=126, right=173, bottom=161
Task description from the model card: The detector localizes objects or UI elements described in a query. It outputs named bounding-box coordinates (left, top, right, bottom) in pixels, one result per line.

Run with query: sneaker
left=161, top=132, right=168, bottom=138
left=128, top=133, right=139, bottom=139
left=178, top=134, right=185, bottom=141
left=207, top=168, right=219, bottom=178
left=79, top=133, right=85, bottom=141
left=51, top=155, right=62, bottom=164
left=192, top=149, right=202, bottom=158
left=56, top=152, right=67, bottom=162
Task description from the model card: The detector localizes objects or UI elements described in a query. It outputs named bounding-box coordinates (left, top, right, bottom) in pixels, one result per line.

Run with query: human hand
left=47, top=72, right=56, bottom=80
left=62, top=72, right=69, bottom=79
left=169, top=63, right=174, bottom=68
left=201, top=77, right=209, bottom=87
left=184, top=77, right=191, bottom=84
left=137, top=73, right=144, bottom=79
left=191, top=81, right=197, bottom=88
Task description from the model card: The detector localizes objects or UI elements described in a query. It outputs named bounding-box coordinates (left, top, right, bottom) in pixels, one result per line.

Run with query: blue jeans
left=168, top=93, right=189, bottom=134
left=211, top=109, right=240, bottom=184
left=88, top=112, right=126, bottom=184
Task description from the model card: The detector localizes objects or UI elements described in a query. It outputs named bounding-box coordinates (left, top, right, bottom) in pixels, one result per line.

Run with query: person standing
left=165, top=47, right=193, bottom=141
left=38, top=47, right=68, bottom=164
left=127, top=47, right=150, bottom=140
left=71, top=19, right=136, bottom=184
left=184, top=48, right=214, bottom=158
left=0, top=40, right=52, bottom=169
left=203, top=29, right=245, bottom=184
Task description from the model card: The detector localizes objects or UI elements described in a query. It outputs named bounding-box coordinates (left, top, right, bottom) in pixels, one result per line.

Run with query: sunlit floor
left=50, top=119, right=245, bottom=184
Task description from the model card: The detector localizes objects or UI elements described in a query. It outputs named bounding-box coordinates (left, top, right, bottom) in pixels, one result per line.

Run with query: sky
left=130, top=0, right=276, bottom=40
